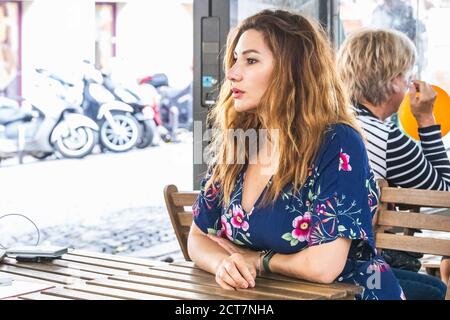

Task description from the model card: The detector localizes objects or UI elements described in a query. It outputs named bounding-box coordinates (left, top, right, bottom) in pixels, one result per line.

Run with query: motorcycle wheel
left=136, top=120, right=156, bottom=149
left=55, top=126, right=96, bottom=159
left=100, top=113, right=140, bottom=152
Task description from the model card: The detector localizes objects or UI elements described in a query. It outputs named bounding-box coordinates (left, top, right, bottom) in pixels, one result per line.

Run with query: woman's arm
left=386, top=81, right=450, bottom=190
left=188, top=222, right=258, bottom=290
left=209, top=234, right=351, bottom=284
left=268, top=237, right=351, bottom=284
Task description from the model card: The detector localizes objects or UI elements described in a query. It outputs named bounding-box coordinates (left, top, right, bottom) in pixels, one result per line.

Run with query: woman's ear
left=391, top=76, right=403, bottom=93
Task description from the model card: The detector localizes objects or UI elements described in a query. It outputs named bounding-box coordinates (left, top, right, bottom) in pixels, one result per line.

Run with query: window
left=338, top=0, right=450, bottom=94
left=0, top=1, right=20, bottom=98
left=95, top=3, right=116, bottom=73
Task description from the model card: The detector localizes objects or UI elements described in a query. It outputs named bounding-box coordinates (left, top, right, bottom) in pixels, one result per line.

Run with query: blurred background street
left=0, top=135, right=193, bottom=262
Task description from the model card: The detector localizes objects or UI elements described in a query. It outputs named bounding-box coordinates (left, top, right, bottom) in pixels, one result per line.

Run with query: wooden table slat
left=60, top=254, right=148, bottom=271
left=0, top=270, right=59, bottom=286
left=69, top=250, right=161, bottom=267
left=48, top=259, right=128, bottom=276
left=2, top=257, right=109, bottom=281
left=132, top=268, right=344, bottom=299
left=0, top=264, right=79, bottom=285
left=172, top=260, right=361, bottom=296
left=112, top=273, right=322, bottom=300
left=19, top=292, right=72, bottom=300
left=42, top=287, right=122, bottom=300
left=87, top=278, right=232, bottom=300
left=66, top=284, right=178, bottom=300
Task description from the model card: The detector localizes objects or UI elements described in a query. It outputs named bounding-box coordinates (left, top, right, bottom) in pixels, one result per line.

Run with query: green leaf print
left=240, top=233, right=252, bottom=245
left=207, top=228, right=217, bottom=235
left=290, top=239, right=299, bottom=246
left=282, top=233, right=293, bottom=241
left=338, top=225, right=347, bottom=233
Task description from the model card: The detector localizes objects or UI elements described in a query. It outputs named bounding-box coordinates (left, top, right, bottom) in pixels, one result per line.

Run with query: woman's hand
left=409, top=80, right=437, bottom=128
left=215, top=252, right=257, bottom=290
left=207, top=235, right=261, bottom=290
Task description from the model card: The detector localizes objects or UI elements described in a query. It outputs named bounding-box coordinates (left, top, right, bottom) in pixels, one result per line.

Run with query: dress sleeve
left=192, top=167, right=224, bottom=235
left=307, top=125, right=378, bottom=250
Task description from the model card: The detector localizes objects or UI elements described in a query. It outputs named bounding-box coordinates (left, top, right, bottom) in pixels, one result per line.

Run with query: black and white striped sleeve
left=386, top=124, right=450, bottom=191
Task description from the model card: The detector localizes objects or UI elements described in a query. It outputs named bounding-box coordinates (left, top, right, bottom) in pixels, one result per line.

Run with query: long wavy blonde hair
left=205, top=9, right=360, bottom=208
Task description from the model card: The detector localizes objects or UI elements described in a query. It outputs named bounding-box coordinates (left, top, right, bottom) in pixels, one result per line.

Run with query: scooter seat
left=0, top=107, right=34, bottom=126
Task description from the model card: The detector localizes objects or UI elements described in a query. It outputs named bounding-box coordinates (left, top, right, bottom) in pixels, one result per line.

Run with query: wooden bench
left=375, top=179, right=450, bottom=300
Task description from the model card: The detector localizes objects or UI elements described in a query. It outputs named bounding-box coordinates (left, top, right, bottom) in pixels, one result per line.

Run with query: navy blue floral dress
left=193, top=124, right=405, bottom=300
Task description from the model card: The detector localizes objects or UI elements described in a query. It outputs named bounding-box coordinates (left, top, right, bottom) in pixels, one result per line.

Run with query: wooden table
left=0, top=250, right=361, bottom=300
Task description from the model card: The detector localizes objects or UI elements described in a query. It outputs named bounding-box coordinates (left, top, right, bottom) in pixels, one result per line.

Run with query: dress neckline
left=239, top=164, right=273, bottom=215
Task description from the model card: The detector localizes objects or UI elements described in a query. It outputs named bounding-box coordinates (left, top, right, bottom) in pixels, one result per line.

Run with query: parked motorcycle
left=80, top=61, right=141, bottom=153
left=102, top=74, right=157, bottom=149
left=0, top=69, right=98, bottom=164
left=139, top=74, right=193, bottom=142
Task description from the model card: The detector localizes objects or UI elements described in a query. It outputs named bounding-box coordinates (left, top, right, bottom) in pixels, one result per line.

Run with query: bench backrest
left=375, top=179, right=450, bottom=299
left=163, top=184, right=197, bottom=261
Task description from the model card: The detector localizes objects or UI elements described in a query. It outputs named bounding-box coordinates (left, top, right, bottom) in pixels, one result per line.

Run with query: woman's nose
left=227, top=64, right=242, bottom=82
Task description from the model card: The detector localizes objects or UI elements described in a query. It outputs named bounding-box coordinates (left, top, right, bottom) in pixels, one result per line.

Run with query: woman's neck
left=359, top=100, right=392, bottom=121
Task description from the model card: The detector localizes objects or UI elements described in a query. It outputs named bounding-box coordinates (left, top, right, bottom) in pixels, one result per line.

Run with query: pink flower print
left=192, top=198, right=200, bottom=217
left=230, top=204, right=249, bottom=231
left=291, top=212, right=311, bottom=242
left=339, top=149, right=352, bottom=172
left=316, top=204, right=326, bottom=215
left=216, top=215, right=232, bottom=240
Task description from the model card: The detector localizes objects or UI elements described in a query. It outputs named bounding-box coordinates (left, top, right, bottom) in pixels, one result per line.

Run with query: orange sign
left=398, top=85, right=450, bottom=140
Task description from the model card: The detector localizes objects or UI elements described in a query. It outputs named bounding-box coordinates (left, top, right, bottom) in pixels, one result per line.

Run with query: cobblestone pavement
left=2, top=206, right=184, bottom=263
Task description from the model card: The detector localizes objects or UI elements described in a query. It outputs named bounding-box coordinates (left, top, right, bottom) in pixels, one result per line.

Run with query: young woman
left=188, top=10, right=405, bottom=300
left=337, top=28, right=448, bottom=299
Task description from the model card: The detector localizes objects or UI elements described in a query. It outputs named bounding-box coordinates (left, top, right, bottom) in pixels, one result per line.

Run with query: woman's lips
left=231, top=88, right=244, bottom=99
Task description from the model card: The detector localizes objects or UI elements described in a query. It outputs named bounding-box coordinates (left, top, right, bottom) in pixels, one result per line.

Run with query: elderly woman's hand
left=409, top=80, right=437, bottom=127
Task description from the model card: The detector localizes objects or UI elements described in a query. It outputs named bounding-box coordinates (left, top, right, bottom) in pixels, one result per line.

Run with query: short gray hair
left=337, top=28, right=416, bottom=106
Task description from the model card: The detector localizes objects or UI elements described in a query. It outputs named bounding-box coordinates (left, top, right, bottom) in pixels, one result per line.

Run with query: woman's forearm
left=187, top=232, right=230, bottom=275
left=268, top=239, right=351, bottom=284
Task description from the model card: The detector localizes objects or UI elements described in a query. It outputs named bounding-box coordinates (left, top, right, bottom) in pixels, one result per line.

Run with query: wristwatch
left=262, top=250, right=275, bottom=273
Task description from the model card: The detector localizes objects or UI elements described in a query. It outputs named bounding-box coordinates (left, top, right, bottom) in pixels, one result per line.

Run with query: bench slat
left=171, top=192, right=199, bottom=207
left=375, top=233, right=450, bottom=256
left=380, top=187, right=450, bottom=208
left=377, top=210, right=450, bottom=232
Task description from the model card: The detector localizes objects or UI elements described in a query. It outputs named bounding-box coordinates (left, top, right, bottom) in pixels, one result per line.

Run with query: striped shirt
left=355, top=104, right=450, bottom=191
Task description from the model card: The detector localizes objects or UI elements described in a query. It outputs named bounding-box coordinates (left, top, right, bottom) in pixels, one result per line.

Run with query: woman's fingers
left=215, top=272, right=236, bottom=290
left=233, top=255, right=256, bottom=287
left=222, top=261, right=249, bottom=289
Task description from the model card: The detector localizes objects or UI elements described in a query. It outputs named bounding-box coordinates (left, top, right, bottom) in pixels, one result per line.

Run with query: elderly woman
left=337, top=28, right=449, bottom=299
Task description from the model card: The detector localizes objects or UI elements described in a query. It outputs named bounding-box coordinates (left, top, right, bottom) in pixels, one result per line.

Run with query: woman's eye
left=247, top=58, right=257, bottom=64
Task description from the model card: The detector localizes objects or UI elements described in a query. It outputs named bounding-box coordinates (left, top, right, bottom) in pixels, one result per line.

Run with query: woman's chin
left=233, top=102, right=256, bottom=113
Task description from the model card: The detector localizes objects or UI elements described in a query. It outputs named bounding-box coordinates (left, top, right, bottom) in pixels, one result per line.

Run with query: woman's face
left=389, top=69, right=413, bottom=113
left=227, top=29, right=274, bottom=113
